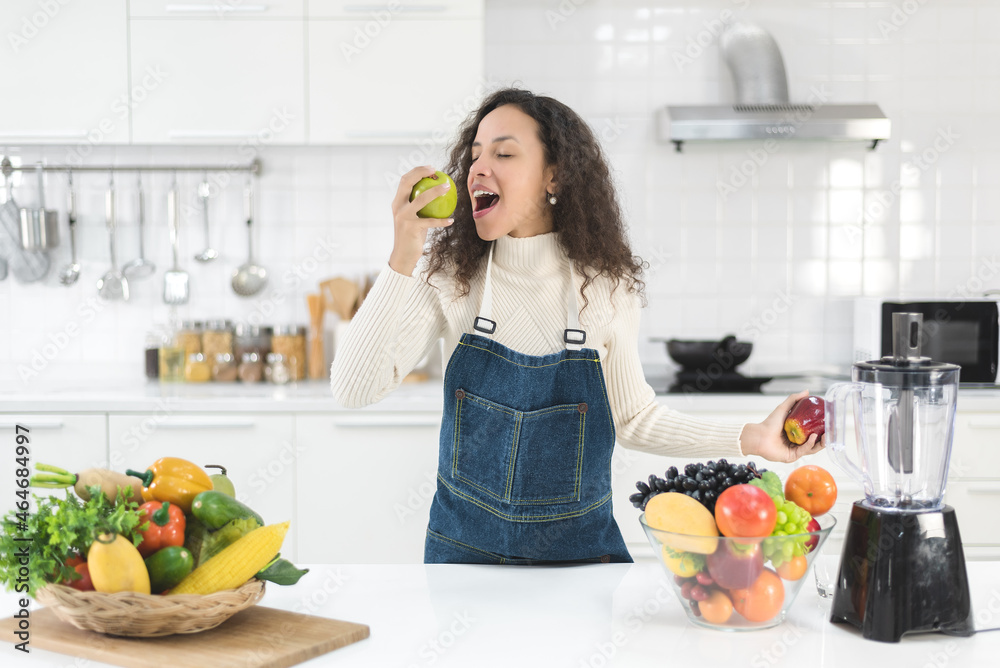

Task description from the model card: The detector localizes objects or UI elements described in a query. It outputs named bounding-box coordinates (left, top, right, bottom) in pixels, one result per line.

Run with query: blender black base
left=830, top=501, right=974, bottom=642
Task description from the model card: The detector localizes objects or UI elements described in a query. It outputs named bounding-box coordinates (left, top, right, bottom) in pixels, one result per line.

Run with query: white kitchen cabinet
left=128, top=19, right=306, bottom=143
left=307, top=1, right=484, bottom=144
left=0, top=415, right=108, bottom=516
left=0, top=2, right=129, bottom=144
left=295, top=412, right=440, bottom=563
left=107, top=413, right=298, bottom=560
left=129, top=0, right=305, bottom=18
left=944, top=412, right=1000, bottom=559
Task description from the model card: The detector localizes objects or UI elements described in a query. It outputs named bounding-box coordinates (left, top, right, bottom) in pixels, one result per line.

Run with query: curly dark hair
left=425, top=87, right=646, bottom=309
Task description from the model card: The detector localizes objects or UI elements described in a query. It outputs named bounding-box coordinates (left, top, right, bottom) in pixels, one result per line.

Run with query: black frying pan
left=658, top=334, right=753, bottom=371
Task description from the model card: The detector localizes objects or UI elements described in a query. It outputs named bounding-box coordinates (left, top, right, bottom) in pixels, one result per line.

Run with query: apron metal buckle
left=474, top=316, right=497, bottom=334
left=564, top=328, right=586, bottom=345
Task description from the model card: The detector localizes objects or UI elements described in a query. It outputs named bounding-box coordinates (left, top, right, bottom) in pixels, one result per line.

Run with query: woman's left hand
left=740, top=390, right=825, bottom=463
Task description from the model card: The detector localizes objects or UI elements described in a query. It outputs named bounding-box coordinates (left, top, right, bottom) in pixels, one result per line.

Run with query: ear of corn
left=168, top=521, right=289, bottom=595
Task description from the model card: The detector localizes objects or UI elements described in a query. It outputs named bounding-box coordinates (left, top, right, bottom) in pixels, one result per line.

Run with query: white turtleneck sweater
left=330, top=233, right=746, bottom=459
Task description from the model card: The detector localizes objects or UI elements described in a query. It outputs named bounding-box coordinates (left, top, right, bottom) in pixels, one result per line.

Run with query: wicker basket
left=35, top=579, right=266, bottom=637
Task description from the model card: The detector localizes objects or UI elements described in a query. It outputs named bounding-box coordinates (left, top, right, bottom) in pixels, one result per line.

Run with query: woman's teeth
left=474, top=190, right=499, bottom=212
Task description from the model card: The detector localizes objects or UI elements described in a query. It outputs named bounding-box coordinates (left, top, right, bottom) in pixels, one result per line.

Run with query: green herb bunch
left=0, top=486, right=144, bottom=596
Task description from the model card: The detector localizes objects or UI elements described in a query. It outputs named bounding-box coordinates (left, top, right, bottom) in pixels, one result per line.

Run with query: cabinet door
left=0, top=415, right=108, bottom=516
left=129, top=19, right=306, bottom=143
left=296, top=412, right=440, bottom=563
left=308, top=17, right=483, bottom=143
left=108, top=413, right=298, bottom=560
left=0, top=2, right=128, bottom=144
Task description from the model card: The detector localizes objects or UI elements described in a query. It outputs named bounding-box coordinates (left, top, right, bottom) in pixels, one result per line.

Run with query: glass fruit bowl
left=639, top=513, right=837, bottom=631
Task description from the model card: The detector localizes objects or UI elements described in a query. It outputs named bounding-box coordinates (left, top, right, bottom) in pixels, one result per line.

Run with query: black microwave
left=853, top=299, right=1000, bottom=384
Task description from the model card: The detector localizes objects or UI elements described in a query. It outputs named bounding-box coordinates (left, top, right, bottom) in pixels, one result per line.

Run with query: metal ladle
left=231, top=179, right=267, bottom=297
left=194, top=175, right=218, bottom=262
left=123, top=174, right=155, bottom=279
left=58, top=170, right=81, bottom=286
left=96, top=175, right=129, bottom=301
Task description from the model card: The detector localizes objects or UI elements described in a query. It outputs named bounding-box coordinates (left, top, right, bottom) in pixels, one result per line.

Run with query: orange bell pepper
left=126, top=457, right=213, bottom=513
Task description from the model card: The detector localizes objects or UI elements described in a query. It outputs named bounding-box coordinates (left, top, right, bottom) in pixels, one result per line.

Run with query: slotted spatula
left=163, top=182, right=189, bottom=305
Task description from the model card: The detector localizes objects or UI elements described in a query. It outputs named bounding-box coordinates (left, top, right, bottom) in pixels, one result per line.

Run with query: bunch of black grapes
left=629, top=460, right=765, bottom=514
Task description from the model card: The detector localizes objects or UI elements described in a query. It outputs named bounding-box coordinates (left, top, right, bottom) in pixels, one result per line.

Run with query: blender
left=824, top=312, right=973, bottom=642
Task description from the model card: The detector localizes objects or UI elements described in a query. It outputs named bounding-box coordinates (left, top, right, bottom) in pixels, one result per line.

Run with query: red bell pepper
left=136, top=501, right=186, bottom=558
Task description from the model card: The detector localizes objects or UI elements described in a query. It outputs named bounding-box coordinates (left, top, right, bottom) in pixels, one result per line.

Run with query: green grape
left=763, top=497, right=814, bottom=568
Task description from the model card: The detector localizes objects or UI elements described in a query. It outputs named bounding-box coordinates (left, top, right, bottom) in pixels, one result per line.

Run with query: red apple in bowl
left=706, top=539, right=764, bottom=589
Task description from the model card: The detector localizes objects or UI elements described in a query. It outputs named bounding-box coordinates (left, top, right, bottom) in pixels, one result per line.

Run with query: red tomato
left=714, top=484, right=777, bottom=538
left=67, top=562, right=95, bottom=592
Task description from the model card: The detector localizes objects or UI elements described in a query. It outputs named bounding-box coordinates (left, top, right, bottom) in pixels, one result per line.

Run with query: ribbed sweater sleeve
left=604, top=289, right=746, bottom=459
left=330, top=264, right=446, bottom=407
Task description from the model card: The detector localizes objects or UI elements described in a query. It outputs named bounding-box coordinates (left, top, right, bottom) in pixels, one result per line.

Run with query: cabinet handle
left=165, top=3, right=270, bottom=13
left=0, top=420, right=64, bottom=430
left=965, top=484, right=1000, bottom=495
left=966, top=420, right=1000, bottom=429
left=167, top=130, right=257, bottom=139
left=342, top=4, right=449, bottom=14
left=154, top=418, right=256, bottom=429
left=0, top=131, right=88, bottom=139
left=332, top=414, right=441, bottom=428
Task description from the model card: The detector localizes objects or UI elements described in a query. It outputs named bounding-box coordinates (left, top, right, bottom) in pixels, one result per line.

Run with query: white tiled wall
left=2, top=0, right=998, bottom=388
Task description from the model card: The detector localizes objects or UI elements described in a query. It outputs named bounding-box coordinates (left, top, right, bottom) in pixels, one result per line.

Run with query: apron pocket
left=452, top=390, right=585, bottom=506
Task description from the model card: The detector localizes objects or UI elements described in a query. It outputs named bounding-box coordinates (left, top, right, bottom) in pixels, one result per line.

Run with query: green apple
left=205, top=465, right=236, bottom=497
left=409, top=171, right=457, bottom=219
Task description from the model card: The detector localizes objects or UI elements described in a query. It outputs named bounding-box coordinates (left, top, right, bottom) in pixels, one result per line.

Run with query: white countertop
left=3, top=377, right=1000, bottom=414
left=3, top=561, right=999, bottom=667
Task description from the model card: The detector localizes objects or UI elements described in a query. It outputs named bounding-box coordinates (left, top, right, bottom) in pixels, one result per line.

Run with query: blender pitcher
left=825, top=312, right=960, bottom=512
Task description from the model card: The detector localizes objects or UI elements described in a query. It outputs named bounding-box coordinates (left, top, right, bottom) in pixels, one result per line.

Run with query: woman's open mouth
left=473, top=189, right=499, bottom=219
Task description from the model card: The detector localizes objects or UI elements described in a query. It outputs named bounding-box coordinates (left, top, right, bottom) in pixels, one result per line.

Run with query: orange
left=785, top=465, right=838, bottom=516
left=775, top=554, right=808, bottom=581
left=699, top=589, right=734, bottom=625
left=730, top=569, right=784, bottom=623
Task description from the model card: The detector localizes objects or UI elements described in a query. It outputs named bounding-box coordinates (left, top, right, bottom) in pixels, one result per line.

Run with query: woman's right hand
left=388, top=166, right=454, bottom=276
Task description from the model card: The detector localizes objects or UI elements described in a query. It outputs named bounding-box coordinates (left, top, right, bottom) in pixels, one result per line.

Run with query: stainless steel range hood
left=661, top=22, right=890, bottom=152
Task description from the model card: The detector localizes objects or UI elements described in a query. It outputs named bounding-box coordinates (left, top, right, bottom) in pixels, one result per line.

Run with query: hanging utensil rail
left=1, top=157, right=262, bottom=176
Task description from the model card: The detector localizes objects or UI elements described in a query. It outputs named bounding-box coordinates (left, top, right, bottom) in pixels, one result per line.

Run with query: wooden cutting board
left=0, top=605, right=369, bottom=668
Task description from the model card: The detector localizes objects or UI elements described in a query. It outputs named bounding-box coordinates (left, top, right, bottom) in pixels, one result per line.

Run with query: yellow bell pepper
left=126, top=457, right=213, bottom=514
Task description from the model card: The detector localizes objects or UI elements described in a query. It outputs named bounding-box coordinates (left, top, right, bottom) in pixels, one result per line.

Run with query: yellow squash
left=87, top=533, right=151, bottom=594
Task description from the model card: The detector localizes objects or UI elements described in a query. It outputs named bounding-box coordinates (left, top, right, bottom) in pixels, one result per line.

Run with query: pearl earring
left=548, top=194, right=557, bottom=205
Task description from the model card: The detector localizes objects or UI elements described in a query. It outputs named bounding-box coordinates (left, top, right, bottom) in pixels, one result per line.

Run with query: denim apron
left=424, top=244, right=632, bottom=564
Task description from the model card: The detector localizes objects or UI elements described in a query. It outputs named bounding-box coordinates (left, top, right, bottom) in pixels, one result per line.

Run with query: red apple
left=804, top=518, right=821, bottom=553
left=707, top=539, right=764, bottom=589
left=784, top=396, right=826, bottom=445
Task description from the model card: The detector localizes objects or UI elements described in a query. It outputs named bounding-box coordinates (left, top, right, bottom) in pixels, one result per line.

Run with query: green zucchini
left=190, top=491, right=264, bottom=530
left=144, top=546, right=194, bottom=594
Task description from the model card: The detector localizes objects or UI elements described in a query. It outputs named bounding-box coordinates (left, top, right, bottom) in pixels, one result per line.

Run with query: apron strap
left=564, top=262, right=586, bottom=350
left=473, top=244, right=498, bottom=336
left=473, top=240, right=586, bottom=350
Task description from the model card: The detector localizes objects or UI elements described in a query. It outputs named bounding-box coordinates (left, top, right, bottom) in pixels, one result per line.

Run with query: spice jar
left=265, top=353, right=291, bottom=385
left=184, top=353, right=211, bottom=383
left=272, top=325, right=307, bottom=381
left=144, top=328, right=167, bottom=380
left=234, top=323, right=272, bottom=361
left=158, top=332, right=185, bottom=383
left=212, top=353, right=238, bottom=382
left=176, top=321, right=203, bottom=356
left=238, top=352, right=264, bottom=383
left=202, top=320, right=234, bottom=363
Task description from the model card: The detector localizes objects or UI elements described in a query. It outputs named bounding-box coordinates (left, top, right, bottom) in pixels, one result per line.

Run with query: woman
left=331, top=88, right=823, bottom=565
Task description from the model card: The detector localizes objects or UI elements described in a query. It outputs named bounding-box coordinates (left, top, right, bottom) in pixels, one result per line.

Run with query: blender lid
left=854, top=312, right=960, bottom=386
